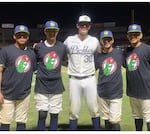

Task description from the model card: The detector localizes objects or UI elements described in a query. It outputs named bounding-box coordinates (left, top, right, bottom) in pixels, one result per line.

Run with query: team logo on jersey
left=43, top=51, right=59, bottom=70
left=126, top=53, right=139, bottom=71
left=102, top=57, right=117, bottom=75
left=15, top=55, right=31, bottom=73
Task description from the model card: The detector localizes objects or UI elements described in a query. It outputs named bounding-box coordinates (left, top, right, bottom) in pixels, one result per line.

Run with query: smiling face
left=100, top=37, right=114, bottom=52
left=77, top=22, right=91, bottom=36
left=127, top=32, right=143, bottom=47
left=14, top=32, right=29, bottom=45
left=44, top=29, right=59, bottom=40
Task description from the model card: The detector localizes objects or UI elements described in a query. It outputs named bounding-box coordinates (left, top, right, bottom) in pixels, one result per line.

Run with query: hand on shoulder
left=33, top=40, right=43, bottom=48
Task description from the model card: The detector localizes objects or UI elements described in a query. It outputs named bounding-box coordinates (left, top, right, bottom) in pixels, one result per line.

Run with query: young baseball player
left=95, top=30, right=124, bottom=131
left=124, top=24, right=150, bottom=131
left=34, top=20, right=68, bottom=131
left=0, top=25, right=36, bottom=131
left=64, top=14, right=101, bottom=130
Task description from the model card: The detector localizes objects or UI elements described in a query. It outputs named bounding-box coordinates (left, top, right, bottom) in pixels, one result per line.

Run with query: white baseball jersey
left=64, top=34, right=100, bottom=77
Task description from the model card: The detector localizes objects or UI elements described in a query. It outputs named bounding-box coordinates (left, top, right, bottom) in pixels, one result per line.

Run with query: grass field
left=10, top=67, right=147, bottom=131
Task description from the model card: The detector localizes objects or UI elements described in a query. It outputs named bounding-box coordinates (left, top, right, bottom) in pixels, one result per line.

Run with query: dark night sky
left=0, top=2, right=149, bottom=29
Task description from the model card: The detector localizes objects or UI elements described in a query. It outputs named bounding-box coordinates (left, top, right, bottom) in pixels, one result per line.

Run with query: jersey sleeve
left=147, top=44, right=150, bottom=63
left=62, top=44, right=68, bottom=66
left=94, top=51, right=99, bottom=70
left=96, top=38, right=101, bottom=51
left=32, top=50, right=37, bottom=72
left=118, top=49, right=126, bottom=68
left=0, top=47, right=7, bottom=68
left=34, top=42, right=43, bottom=62
left=63, top=37, right=68, bottom=45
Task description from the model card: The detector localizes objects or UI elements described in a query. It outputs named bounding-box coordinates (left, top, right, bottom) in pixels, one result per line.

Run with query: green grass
left=10, top=67, right=147, bottom=131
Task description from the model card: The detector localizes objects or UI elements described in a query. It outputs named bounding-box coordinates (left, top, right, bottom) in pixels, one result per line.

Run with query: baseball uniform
left=64, top=34, right=100, bottom=129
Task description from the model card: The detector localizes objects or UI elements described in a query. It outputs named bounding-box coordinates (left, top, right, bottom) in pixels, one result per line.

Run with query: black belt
left=69, top=74, right=94, bottom=79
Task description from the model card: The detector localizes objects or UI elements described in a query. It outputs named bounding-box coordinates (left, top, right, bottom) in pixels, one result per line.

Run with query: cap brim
left=14, top=31, right=30, bottom=35
left=127, top=30, right=142, bottom=33
left=101, top=36, right=113, bottom=39
left=45, top=27, right=59, bottom=30
left=78, top=21, right=91, bottom=24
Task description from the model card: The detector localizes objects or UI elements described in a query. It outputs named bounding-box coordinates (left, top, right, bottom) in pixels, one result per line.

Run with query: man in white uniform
left=64, top=14, right=101, bottom=130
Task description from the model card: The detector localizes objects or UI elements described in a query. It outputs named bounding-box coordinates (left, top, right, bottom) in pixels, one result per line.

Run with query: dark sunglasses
left=78, top=22, right=90, bottom=27
left=102, top=37, right=113, bottom=42
left=15, top=33, right=28, bottom=39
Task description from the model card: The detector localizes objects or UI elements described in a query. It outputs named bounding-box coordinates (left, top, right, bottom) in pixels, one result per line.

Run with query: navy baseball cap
left=100, top=30, right=113, bottom=39
left=78, top=15, right=91, bottom=24
left=127, top=24, right=142, bottom=33
left=44, top=20, right=59, bottom=30
left=14, top=25, right=30, bottom=35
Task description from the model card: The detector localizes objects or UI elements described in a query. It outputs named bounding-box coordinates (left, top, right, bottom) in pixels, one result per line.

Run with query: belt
left=69, top=74, right=94, bottom=79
